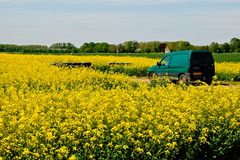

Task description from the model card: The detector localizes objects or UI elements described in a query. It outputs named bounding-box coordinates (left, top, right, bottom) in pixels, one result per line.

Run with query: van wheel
left=149, top=72, right=157, bottom=79
left=178, top=74, right=187, bottom=84
left=205, top=79, right=212, bottom=85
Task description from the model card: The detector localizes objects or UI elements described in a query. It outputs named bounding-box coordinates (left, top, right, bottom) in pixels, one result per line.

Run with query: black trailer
left=51, top=62, right=92, bottom=68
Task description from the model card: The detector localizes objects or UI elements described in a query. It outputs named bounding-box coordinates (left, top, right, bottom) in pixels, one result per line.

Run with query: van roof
left=167, top=50, right=210, bottom=56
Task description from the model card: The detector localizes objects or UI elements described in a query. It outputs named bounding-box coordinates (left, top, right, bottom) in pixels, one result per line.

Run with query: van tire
left=178, top=74, right=187, bottom=84
left=149, top=72, right=157, bottom=79
left=205, top=79, right=212, bottom=85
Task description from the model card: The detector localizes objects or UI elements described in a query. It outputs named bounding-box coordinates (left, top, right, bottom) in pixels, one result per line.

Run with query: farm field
left=0, top=53, right=240, bottom=159
left=2, top=52, right=240, bottom=81
left=76, top=53, right=240, bottom=63
left=4, top=52, right=240, bottom=63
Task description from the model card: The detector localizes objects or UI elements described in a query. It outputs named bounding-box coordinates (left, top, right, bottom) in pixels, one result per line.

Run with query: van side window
left=160, top=56, right=171, bottom=65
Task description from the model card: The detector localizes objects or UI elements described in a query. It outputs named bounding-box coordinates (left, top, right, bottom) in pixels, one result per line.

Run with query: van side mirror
left=157, top=62, right=161, bottom=66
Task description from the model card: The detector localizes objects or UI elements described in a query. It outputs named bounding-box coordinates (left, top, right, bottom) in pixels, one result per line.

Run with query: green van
left=147, top=50, right=215, bottom=84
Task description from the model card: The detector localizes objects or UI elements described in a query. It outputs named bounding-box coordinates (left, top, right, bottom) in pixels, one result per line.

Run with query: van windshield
left=191, top=52, right=213, bottom=65
left=160, top=56, right=171, bottom=65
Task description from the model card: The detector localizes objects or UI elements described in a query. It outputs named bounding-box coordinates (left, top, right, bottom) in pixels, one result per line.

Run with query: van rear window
left=191, top=52, right=213, bottom=65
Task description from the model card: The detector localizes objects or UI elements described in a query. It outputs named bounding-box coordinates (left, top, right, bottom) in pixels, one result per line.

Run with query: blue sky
left=0, top=0, right=240, bottom=46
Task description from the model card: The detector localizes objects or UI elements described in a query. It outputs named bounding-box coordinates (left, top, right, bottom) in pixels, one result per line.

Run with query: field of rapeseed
left=0, top=53, right=240, bottom=159
left=215, top=62, right=240, bottom=81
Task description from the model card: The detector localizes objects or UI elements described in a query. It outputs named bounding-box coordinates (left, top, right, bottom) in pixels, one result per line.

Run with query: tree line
left=0, top=38, right=239, bottom=54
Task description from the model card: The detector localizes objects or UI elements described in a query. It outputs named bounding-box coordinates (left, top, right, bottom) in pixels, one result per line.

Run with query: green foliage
left=230, top=38, right=240, bottom=52
left=122, top=41, right=139, bottom=53
left=1, top=37, right=240, bottom=54
left=216, top=72, right=240, bottom=81
left=50, top=42, right=76, bottom=50
left=165, top=41, right=201, bottom=52
left=80, top=42, right=111, bottom=53
left=107, top=44, right=117, bottom=53
left=176, top=41, right=194, bottom=51
left=94, top=65, right=148, bottom=77
left=209, top=42, right=221, bottom=53
left=213, top=53, right=240, bottom=63
left=137, top=41, right=165, bottom=53
left=0, top=44, right=48, bottom=53
left=149, top=78, right=171, bottom=88
left=220, top=42, right=230, bottom=53
left=79, top=42, right=95, bottom=53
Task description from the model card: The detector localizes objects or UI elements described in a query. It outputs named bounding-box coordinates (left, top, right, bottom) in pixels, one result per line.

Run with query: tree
left=94, top=42, right=109, bottom=53
left=21, top=45, right=48, bottom=53
left=166, top=42, right=178, bottom=52
left=230, top=38, right=240, bottom=52
left=177, top=41, right=191, bottom=51
left=195, top=45, right=209, bottom=51
left=148, top=41, right=161, bottom=52
left=209, top=42, right=220, bottom=53
left=79, top=42, right=96, bottom=53
left=137, top=41, right=164, bottom=53
left=138, top=42, right=150, bottom=53
left=117, top=44, right=125, bottom=53
left=220, top=42, right=230, bottom=53
left=50, top=43, right=76, bottom=52
left=108, top=44, right=117, bottom=53
left=79, top=43, right=89, bottom=53
left=123, top=41, right=139, bottom=53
